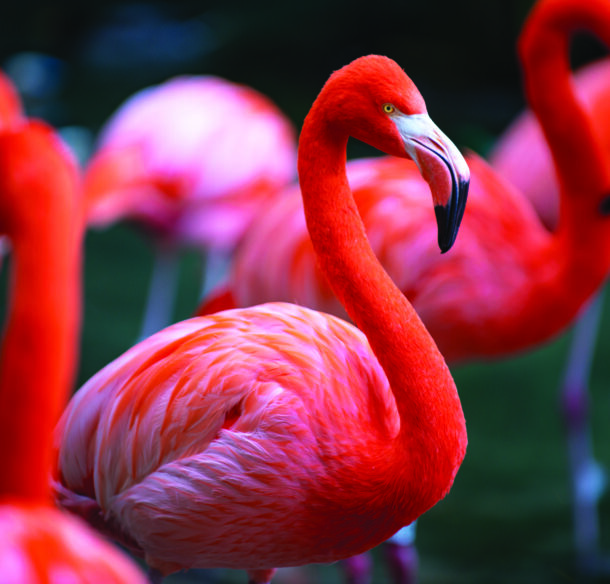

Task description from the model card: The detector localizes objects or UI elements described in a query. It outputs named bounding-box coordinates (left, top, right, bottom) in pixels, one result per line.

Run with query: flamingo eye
left=382, top=104, right=395, bottom=114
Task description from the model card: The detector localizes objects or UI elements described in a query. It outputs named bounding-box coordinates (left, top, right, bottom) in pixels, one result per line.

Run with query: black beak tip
left=434, top=178, right=469, bottom=254
left=434, top=204, right=456, bottom=254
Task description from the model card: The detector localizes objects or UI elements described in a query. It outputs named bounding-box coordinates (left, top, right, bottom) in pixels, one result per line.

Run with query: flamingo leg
left=199, top=249, right=232, bottom=301
left=340, top=551, right=373, bottom=584
left=138, top=241, right=180, bottom=341
left=147, top=566, right=164, bottom=584
left=382, top=522, right=418, bottom=584
left=559, top=290, right=608, bottom=573
left=340, top=522, right=417, bottom=584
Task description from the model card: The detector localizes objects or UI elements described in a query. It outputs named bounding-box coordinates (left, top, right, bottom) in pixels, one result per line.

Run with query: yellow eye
left=383, top=104, right=395, bottom=114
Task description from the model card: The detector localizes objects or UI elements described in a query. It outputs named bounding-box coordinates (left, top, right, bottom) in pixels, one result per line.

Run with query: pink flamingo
left=197, top=0, right=610, bottom=578
left=0, top=120, right=147, bottom=583
left=53, top=54, right=470, bottom=584
left=83, top=75, right=297, bottom=339
left=489, top=56, right=610, bottom=571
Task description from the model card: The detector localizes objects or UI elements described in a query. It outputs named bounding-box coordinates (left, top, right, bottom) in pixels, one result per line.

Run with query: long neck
left=0, top=132, right=81, bottom=504
left=521, top=0, right=610, bottom=287
left=298, top=107, right=466, bottom=511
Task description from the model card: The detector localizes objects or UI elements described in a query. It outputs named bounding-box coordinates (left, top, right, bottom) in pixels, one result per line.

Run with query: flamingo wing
left=55, top=303, right=399, bottom=573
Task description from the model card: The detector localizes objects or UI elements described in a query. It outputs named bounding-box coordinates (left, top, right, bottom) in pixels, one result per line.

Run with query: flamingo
left=490, top=56, right=610, bottom=572
left=196, top=0, right=610, bottom=578
left=52, top=54, right=470, bottom=584
left=83, top=75, right=297, bottom=339
left=0, top=120, right=147, bottom=582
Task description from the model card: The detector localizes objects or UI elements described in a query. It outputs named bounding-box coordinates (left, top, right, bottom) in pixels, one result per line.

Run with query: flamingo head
left=314, top=54, right=470, bottom=252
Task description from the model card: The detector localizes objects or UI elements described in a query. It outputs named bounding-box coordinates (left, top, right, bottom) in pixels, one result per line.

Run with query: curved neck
left=0, top=130, right=81, bottom=504
left=520, top=0, right=610, bottom=277
left=298, top=108, right=466, bottom=512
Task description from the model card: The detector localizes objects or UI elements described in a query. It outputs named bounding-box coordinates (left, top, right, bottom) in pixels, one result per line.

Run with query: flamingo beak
left=392, top=113, right=470, bottom=253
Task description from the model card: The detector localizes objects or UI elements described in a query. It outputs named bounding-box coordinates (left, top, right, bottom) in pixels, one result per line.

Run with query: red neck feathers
left=521, top=0, right=610, bottom=253
left=298, top=56, right=467, bottom=516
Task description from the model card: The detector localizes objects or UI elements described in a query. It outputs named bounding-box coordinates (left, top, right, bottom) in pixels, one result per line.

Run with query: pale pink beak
left=392, top=112, right=470, bottom=253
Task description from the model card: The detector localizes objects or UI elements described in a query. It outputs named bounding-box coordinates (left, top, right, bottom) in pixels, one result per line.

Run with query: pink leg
left=340, top=522, right=418, bottom=584
left=139, top=241, right=180, bottom=340
left=383, top=523, right=418, bottom=584
left=559, top=292, right=609, bottom=573
left=340, top=551, right=373, bottom=584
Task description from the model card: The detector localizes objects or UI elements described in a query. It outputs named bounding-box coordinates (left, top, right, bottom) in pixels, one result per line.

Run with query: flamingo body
left=84, top=76, right=297, bottom=252
left=56, top=303, right=416, bottom=573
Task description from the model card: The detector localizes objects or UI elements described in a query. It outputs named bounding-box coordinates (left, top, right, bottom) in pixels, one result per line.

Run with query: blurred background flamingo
left=83, top=75, right=297, bottom=339
left=0, top=115, right=147, bottom=582
left=490, top=55, right=610, bottom=574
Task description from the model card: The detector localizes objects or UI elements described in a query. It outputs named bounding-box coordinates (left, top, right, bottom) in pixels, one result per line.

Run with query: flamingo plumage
left=197, top=0, right=610, bottom=578
left=0, top=120, right=147, bottom=583
left=83, top=75, right=297, bottom=339
left=53, top=55, right=470, bottom=584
